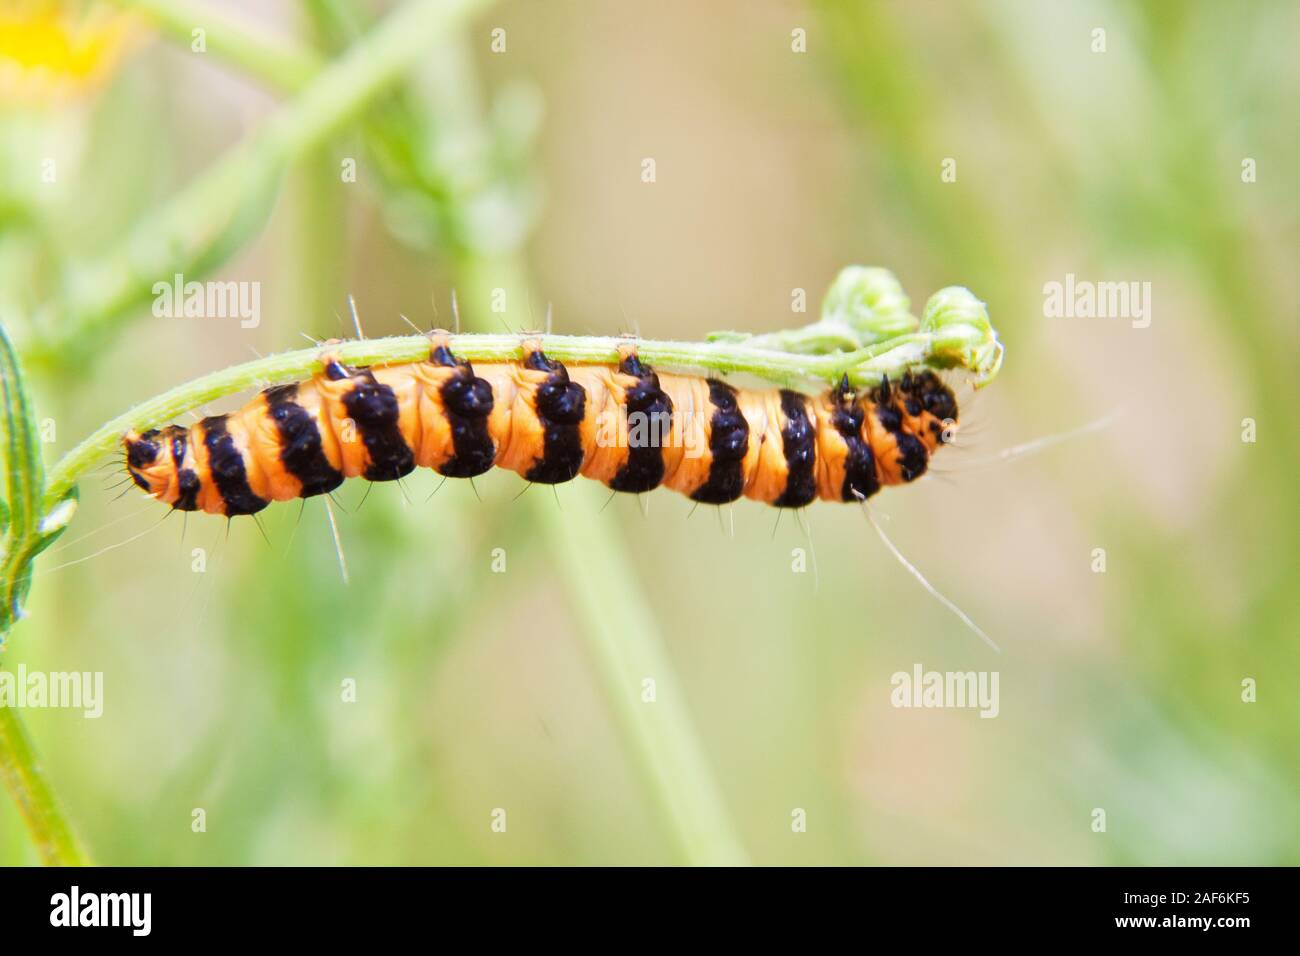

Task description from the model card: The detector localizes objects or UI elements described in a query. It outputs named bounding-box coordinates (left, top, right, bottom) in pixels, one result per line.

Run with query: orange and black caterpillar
left=123, top=337, right=958, bottom=516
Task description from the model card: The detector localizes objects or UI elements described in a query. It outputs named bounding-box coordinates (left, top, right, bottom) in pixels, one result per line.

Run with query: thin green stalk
left=540, top=491, right=747, bottom=863
left=42, top=0, right=489, bottom=362
left=0, top=705, right=90, bottom=866
left=115, top=0, right=324, bottom=90
left=40, top=332, right=839, bottom=508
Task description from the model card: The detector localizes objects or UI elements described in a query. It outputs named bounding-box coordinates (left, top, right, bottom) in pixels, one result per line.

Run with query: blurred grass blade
left=0, top=705, right=91, bottom=866
left=539, top=494, right=748, bottom=864
left=1, top=320, right=45, bottom=635
left=116, top=0, right=323, bottom=90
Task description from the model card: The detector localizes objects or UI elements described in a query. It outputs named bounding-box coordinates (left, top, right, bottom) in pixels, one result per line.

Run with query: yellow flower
left=0, top=1, right=144, bottom=107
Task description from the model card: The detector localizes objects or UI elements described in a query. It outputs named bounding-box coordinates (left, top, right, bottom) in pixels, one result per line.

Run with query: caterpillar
left=122, top=337, right=958, bottom=516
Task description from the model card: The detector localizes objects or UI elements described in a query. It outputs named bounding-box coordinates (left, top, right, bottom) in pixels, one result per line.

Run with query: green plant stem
left=42, top=325, right=988, bottom=510
left=45, top=0, right=489, bottom=361
left=539, top=490, right=748, bottom=863
left=0, top=705, right=90, bottom=866
left=116, top=0, right=324, bottom=90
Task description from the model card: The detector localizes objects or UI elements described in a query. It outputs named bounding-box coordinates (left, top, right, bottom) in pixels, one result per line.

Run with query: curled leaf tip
left=920, top=286, right=1004, bottom=387
left=821, top=265, right=918, bottom=343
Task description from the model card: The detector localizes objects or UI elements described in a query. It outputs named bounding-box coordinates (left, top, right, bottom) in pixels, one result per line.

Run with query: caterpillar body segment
left=123, top=338, right=959, bottom=517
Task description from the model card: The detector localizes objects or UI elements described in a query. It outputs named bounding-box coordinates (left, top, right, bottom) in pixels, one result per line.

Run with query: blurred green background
left=1, top=0, right=1296, bottom=865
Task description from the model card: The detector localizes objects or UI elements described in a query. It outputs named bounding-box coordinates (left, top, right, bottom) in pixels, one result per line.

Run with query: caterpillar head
left=123, top=427, right=183, bottom=498
left=891, top=370, right=960, bottom=452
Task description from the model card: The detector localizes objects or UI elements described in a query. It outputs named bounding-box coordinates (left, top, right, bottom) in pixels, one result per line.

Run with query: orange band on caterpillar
left=122, top=338, right=958, bottom=516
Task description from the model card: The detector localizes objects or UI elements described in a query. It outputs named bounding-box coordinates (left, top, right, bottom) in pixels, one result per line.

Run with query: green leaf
left=0, top=320, right=71, bottom=640
left=0, top=321, right=41, bottom=541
